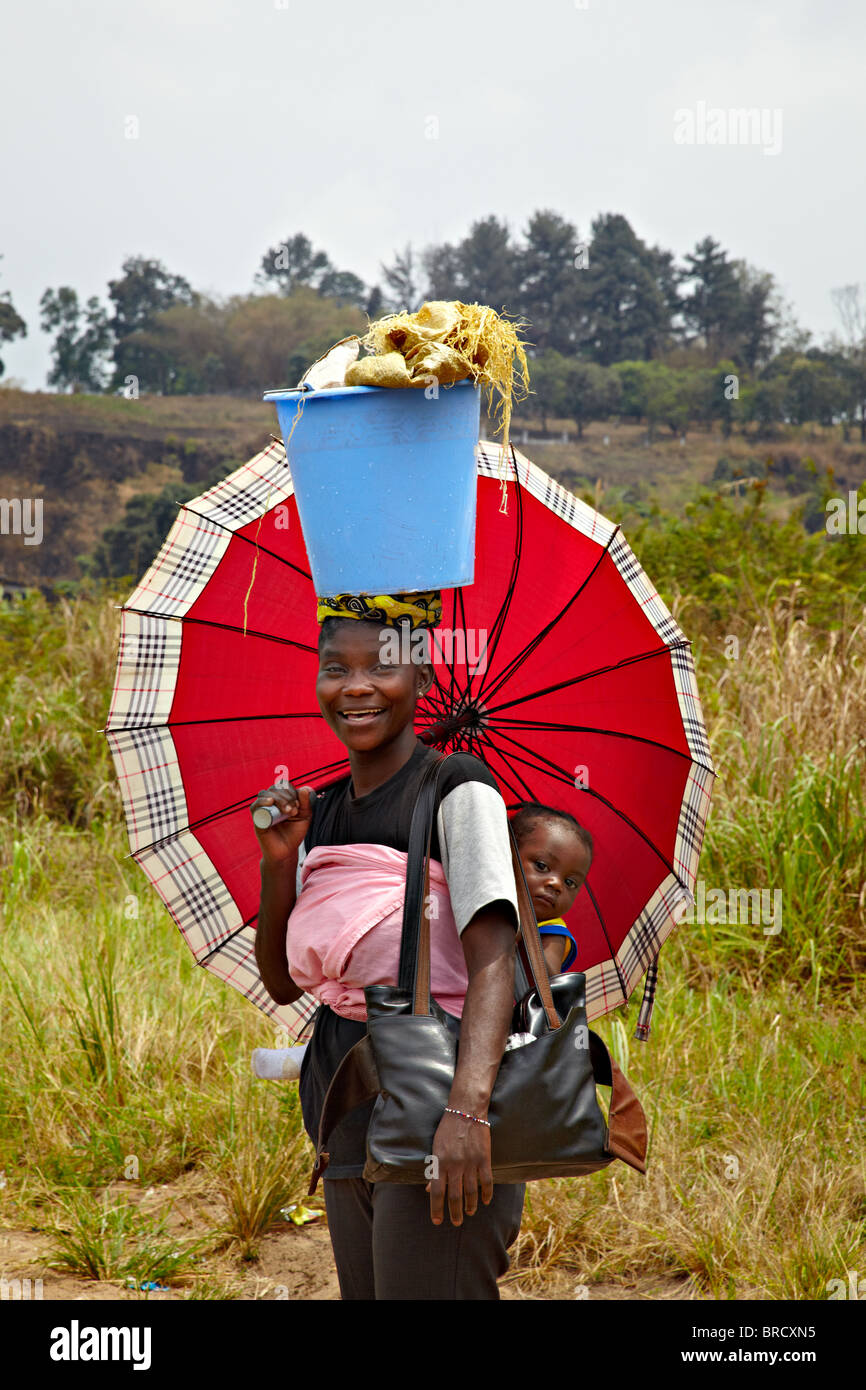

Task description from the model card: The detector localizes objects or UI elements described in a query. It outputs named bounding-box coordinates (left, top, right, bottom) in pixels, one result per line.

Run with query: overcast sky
left=2, top=0, right=864, bottom=389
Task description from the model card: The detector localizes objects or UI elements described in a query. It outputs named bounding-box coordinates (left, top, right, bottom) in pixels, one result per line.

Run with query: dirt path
left=0, top=1224, right=697, bottom=1302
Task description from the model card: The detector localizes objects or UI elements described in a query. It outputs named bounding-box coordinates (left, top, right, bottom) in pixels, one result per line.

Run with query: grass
left=46, top=1191, right=209, bottom=1285
left=0, top=505, right=864, bottom=1298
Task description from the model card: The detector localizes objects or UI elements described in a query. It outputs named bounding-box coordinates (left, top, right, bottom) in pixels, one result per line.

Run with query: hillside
left=1, top=388, right=864, bottom=589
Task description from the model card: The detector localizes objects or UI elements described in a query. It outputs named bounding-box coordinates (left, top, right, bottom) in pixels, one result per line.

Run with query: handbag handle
left=507, top=821, right=562, bottom=1030
left=398, top=753, right=563, bottom=1030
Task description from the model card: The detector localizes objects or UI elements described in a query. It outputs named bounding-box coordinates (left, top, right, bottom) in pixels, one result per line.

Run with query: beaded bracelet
left=443, top=1106, right=491, bottom=1127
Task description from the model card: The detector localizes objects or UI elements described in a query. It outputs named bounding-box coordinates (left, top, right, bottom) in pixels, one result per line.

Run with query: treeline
left=1, top=213, right=865, bottom=436
left=529, top=351, right=864, bottom=442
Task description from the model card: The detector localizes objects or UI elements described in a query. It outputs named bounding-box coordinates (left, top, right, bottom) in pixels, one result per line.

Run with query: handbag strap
left=397, top=751, right=448, bottom=999
left=507, top=821, right=561, bottom=1031
left=398, top=752, right=562, bottom=1029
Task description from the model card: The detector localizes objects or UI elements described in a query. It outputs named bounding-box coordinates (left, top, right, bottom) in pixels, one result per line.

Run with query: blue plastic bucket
left=263, top=379, right=480, bottom=595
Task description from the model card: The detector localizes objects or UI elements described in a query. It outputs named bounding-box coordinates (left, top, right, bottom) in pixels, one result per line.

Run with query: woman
left=252, top=591, right=525, bottom=1301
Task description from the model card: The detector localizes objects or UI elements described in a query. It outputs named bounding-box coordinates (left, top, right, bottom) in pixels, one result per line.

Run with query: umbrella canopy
left=105, top=437, right=714, bottom=1042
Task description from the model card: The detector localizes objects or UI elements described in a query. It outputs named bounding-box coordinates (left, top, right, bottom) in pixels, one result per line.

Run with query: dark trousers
left=323, top=1176, right=526, bottom=1300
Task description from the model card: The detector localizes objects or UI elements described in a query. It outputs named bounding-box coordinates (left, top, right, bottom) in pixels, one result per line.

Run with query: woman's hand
left=426, top=1109, right=494, bottom=1226
left=423, top=906, right=516, bottom=1225
left=250, top=782, right=316, bottom=867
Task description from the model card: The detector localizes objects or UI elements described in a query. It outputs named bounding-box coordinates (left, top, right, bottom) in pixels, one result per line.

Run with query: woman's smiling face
left=316, top=619, right=434, bottom=751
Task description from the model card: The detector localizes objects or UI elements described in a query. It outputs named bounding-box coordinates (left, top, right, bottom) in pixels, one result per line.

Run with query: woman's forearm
left=254, top=856, right=303, bottom=1005
left=447, top=910, right=516, bottom=1117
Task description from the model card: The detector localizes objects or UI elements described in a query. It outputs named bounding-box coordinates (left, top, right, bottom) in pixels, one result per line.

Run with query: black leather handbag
left=308, top=753, right=648, bottom=1191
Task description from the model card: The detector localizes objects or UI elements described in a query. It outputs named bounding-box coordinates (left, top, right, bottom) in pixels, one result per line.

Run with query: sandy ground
left=0, top=1225, right=698, bottom=1303
left=0, top=1171, right=701, bottom=1301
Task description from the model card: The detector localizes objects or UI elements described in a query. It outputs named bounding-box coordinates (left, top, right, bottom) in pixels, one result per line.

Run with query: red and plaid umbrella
left=105, top=437, right=714, bottom=1042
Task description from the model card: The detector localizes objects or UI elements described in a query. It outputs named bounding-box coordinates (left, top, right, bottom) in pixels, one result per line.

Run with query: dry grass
left=0, top=572, right=864, bottom=1298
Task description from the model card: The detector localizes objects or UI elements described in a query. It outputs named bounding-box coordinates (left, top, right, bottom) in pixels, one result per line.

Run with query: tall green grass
left=0, top=513, right=863, bottom=1296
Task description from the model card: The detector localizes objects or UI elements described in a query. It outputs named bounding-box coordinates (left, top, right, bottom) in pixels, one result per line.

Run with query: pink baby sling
left=286, top=842, right=469, bottom=1022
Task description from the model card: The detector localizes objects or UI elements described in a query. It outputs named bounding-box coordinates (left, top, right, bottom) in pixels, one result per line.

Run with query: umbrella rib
left=107, top=711, right=327, bottom=732
left=484, top=640, right=692, bottom=716
left=198, top=911, right=260, bottom=964
left=122, top=759, right=351, bottom=859
left=117, top=605, right=318, bottom=654
left=490, top=719, right=708, bottom=770
left=471, top=725, right=539, bottom=805
left=447, top=587, right=459, bottom=707
left=179, top=504, right=313, bottom=581
left=581, top=878, right=630, bottom=1006
left=476, top=525, right=620, bottom=708
left=487, top=726, right=688, bottom=888
left=475, top=446, right=527, bottom=676
left=454, top=585, right=475, bottom=707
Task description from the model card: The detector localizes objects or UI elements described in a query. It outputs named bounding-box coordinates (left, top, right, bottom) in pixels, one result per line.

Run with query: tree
left=107, top=256, right=197, bottom=392
left=612, top=361, right=650, bottom=422
left=515, top=209, right=584, bottom=354
left=709, top=359, right=743, bottom=437
left=742, top=377, right=784, bottom=436
left=254, top=233, right=333, bottom=295
left=87, top=486, right=181, bottom=580
left=219, top=288, right=366, bottom=390
left=316, top=268, right=368, bottom=310
left=254, top=233, right=368, bottom=312
left=642, top=364, right=690, bottom=439
left=612, top=361, right=689, bottom=438
left=647, top=244, right=682, bottom=341
left=107, top=287, right=366, bottom=395
left=679, top=236, right=744, bottom=358
left=733, top=263, right=780, bottom=370
left=830, top=284, right=866, bottom=441
left=581, top=214, right=669, bottom=365
left=380, top=244, right=423, bottom=313
left=39, top=287, right=112, bottom=392
left=560, top=360, right=621, bottom=437
left=128, top=298, right=227, bottom=395
left=782, top=356, right=847, bottom=426
left=364, top=284, right=385, bottom=319
left=526, top=350, right=569, bottom=432
left=0, top=256, right=27, bottom=380
left=421, top=241, right=462, bottom=300
left=420, top=217, right=519, bottom=314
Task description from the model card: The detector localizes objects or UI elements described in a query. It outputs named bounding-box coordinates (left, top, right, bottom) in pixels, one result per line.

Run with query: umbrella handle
left=251, top=787, right=318, bottom=830
left=252, top=804, right=291, bottom=830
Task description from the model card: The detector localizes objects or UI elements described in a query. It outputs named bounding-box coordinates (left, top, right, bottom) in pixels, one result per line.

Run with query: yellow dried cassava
left=346, top=301, right=531, bottom=478
left=345, top=351, right=414, bottom=388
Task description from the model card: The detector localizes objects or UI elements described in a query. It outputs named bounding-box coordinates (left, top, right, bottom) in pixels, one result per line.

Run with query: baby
left=510, top=802, right=593, bottom=977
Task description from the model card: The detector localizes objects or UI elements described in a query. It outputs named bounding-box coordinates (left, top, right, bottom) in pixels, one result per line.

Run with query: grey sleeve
left=436, top=781, right=519, bottom=934
left=296, top=841, right=307, bottom=897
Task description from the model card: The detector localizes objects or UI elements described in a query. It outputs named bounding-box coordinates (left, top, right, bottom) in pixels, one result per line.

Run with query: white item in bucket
left=298, top=336, right=360, bottom=390
left=252, top=1044, right=309, bottom=1080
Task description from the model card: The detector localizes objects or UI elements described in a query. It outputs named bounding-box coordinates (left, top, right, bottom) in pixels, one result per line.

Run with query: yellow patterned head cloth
left=316, top=591, right=442, bottom=629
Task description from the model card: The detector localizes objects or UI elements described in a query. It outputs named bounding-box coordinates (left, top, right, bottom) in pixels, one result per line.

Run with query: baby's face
left=517, top=820, right=592, bottom=922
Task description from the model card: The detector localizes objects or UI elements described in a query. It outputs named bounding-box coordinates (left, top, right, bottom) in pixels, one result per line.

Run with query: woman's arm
left=251, top=783, right=315, bottom=1006
left=427, top=903, right=517, bottom=1227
